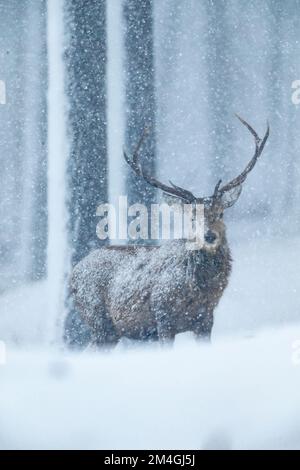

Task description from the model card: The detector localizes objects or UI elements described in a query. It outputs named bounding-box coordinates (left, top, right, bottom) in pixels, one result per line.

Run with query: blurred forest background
left=0, top=0, right=300, bottom=346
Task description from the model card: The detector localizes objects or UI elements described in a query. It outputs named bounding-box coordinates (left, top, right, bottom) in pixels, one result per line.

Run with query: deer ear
left=221, top=185, right=242, bottom=209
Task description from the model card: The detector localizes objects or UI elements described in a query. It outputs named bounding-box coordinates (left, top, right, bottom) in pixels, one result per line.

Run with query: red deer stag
left=71, top=116, right=269, bottom=347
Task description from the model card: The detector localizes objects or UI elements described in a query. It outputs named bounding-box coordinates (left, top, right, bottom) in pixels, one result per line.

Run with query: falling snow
left=1, top=0, right=300, bottom=450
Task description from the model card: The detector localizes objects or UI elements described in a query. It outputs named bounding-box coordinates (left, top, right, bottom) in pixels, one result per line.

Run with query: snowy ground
left=0, top=233, right=300, bottom=449
left=1, top=327, right=300, bottom=450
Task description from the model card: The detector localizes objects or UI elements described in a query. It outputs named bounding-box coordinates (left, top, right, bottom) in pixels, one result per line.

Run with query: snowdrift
left=1, top=326, right=300, bottom=450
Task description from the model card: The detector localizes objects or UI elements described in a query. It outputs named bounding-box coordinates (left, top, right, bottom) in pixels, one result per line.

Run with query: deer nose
left=204, top=230, right=217, bottom=244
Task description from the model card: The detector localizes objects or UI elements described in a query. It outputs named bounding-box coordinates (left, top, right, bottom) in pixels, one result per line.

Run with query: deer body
left=71, top=237, right=232, bottom=345
left=70, top=116, right=269, bottom=347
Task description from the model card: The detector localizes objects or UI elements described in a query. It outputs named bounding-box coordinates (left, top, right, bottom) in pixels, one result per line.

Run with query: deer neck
left=184, top=237, right=232, bottom=287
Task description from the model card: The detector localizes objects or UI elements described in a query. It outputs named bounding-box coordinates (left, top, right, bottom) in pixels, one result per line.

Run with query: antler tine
left=168, top=180, right=199, bottom=203
left=123, top=127, right=149, bottom=176
left=218, top=116, right=270, bottom=195
left=132, top=126, right=149, bottom=167
left=212, top=179, right=222, bottom=199
left=235, top=114, right=261, bottom=147
left=123, top=128, right=196, bottom=203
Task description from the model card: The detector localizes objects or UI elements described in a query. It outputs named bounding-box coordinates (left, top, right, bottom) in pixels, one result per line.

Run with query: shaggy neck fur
left=185, top=240, right=232, bottom=288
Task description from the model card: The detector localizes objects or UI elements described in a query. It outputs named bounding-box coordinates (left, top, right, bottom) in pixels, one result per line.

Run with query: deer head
left=124, top=115, right=270, bottom=252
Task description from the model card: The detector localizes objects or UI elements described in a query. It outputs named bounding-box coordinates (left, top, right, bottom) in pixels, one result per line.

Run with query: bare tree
left=64, top=0, right=107, bottom=347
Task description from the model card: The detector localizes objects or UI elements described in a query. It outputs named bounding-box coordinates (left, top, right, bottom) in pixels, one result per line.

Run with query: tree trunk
left=123, top=0, right=156, bottom=243
left=64, top=0, right=107, bottom=347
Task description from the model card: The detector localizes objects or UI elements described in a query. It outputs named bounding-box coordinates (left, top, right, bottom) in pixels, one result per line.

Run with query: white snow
left=0, top=326, right=300, bottom=450
left=0, top=234, right=300, bottom=449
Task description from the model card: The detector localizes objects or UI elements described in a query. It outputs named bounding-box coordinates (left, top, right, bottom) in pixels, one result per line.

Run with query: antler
left=124, top=116, right=269, bottom=205
left=123, top=128, right=196, bottom=203
left=215, top=115, right=270, bottom=197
